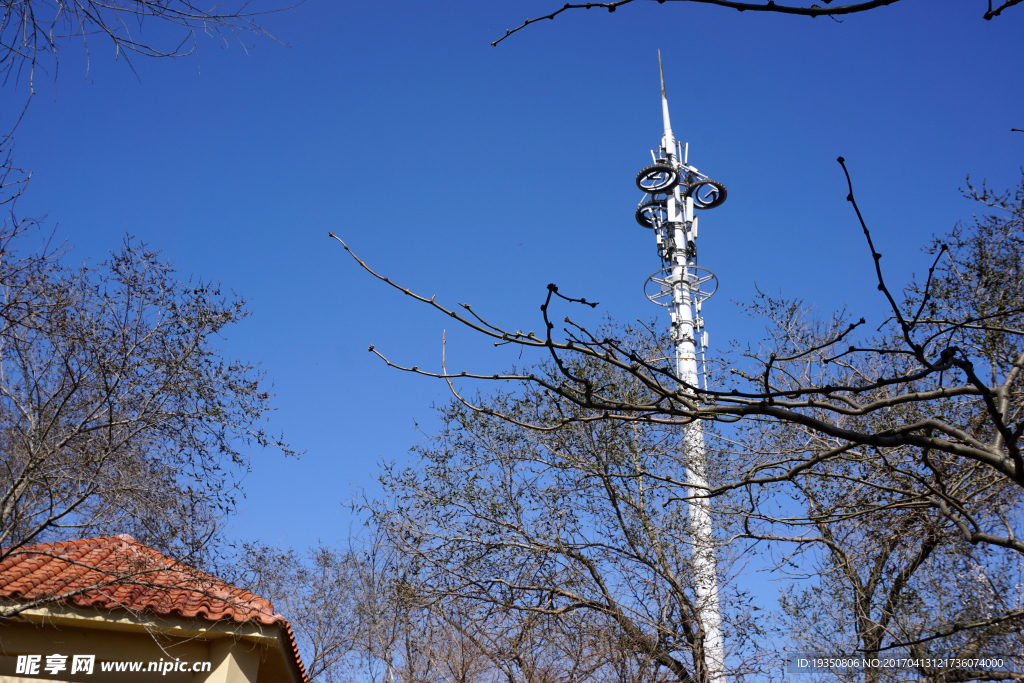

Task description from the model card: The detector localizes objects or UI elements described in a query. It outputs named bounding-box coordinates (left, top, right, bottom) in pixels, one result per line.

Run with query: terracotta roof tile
left=1, top=536, right=307, bottom=683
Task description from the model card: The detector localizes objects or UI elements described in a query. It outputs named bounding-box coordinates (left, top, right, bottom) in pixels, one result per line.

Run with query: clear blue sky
left=5, top=0, right=1022, bottom=551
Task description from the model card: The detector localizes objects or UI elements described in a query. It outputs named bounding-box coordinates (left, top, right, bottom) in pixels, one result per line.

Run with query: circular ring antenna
left=644, top=266, right=719, bottom=307
left=636, top=164, right=680, bottom=193
left=684, top=179, right=727, bottom=210
left=635, top=200, right=668, bottom=229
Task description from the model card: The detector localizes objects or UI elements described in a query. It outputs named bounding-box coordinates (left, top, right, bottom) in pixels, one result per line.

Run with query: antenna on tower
left=632, top=53, right=729, bottom=681
left=659, top=50, right=674, bottom=146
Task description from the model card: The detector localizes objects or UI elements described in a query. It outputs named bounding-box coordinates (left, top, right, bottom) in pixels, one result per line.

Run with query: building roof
left=0, top=535, right=308, bottom=682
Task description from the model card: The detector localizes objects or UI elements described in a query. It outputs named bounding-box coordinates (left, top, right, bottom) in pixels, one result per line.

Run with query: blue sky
left=5, top=0, right=1022, bottom=551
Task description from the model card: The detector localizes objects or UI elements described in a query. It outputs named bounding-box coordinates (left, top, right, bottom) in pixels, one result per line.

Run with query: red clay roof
left=1, top=535, right=307, bottom=682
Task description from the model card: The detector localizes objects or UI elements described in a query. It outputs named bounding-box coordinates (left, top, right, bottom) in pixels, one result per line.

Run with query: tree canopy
left=331, top=166, right=1024, bottom=681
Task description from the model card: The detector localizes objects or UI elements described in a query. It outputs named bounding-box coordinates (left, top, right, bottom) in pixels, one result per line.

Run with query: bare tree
left=778, top=527, right=1024, bottom=683
left=439, top=599, right=679, bottom=683
left=241, top=543, right=365, bottom=683
left=0, top=0, right=291, bottom=92
left=491, top=0, right=1022, bottom=47
left=359, top=544, right=700, bottom=683
left=455, top=602, right=690, bottom=683
left=734, top=390, right=1024, bottom=681
left=252, top=525, right=762, bottom=683
left=240, top=536, right=472, bottom=683
left=367, top=339, right=773, bottom=683
left=352, top=539, right=494, bottom=683
left=330, top=162, right=1024, bottom=659
left=0, top=230, right=292, bottom=617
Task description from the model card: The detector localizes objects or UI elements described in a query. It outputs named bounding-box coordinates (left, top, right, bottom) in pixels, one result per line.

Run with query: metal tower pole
left=634, top=52, right=729, bottom=683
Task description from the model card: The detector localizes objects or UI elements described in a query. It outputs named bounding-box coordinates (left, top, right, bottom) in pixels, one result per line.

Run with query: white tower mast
left=634, top=52, right=728, bottom=683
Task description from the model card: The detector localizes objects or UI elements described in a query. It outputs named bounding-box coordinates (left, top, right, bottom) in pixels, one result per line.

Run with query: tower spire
left=659, top=50, right=675, bottom=154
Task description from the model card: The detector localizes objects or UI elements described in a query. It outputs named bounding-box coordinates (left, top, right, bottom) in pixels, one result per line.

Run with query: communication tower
left=634, top=51, right=727, bottom=682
